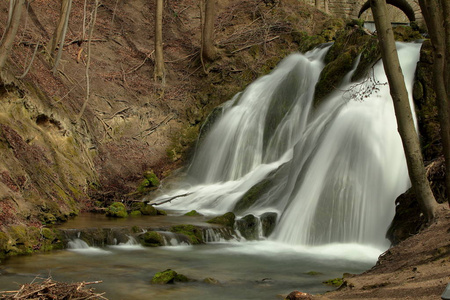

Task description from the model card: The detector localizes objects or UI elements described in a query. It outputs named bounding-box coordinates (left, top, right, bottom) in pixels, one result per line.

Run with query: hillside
left=0, top=0, right=334, bottom=240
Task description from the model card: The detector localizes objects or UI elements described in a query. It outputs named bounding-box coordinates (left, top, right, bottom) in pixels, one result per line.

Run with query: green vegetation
left=207, top=212, right=236, bottom=227
left=323, top=277, right=344, bottom=287
left=170, top=224, right=203, bottom=244
left=106, top=202, right=128, bottom=218
left=151, top=269, right=189, bottom=284
left=140, top=231, right=164, bottom=247
left=184, top=210, right=203, bottom=216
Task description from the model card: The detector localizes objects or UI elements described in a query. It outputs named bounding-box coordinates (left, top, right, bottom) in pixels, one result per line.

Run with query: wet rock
left=151, top=269, right=189, bottom=284
left=170, top=224, right=203, bottom=244
left=106, top=202, right=128, bottom=218
left=139, top=231, right=164, bottom=247
left=184, top=210, right=203, bottom=216
left=260, top=212, right=277, bottom=237
left=207, top=212, right=236, bottom=227
left=285, top=291, right=314, bottom=300
left=203, top=277, right=220, bottom=285
left=131, top=202, right=157, bottom=216
left=236, top=214, right=259, bottom=240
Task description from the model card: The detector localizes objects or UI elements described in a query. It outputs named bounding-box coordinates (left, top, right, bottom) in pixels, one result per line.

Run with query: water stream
left=0, top=42, right=423, bottom=299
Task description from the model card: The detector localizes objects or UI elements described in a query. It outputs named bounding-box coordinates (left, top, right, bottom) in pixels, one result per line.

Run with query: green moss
left=184, top=210, right=202, bottom=216
left=156, top=209, right=167, bottom=216
left=132, top=226, right=142, bottom=233
left=130, top=210, right=142, bottom=216
left=151, top=269, right=189, bottom=284
left=131, top=202, right=157, bottom=216
left=234, top=179, right=272, bottom=214
left=140, top=231, right=164, bottom=247
left=306, top=271, right=323, bottom=276
left=106, top=202, right=128, bottom=218
left=170, top=224, right=203, bottom=244
left=323, top=277, right=344, bottom=287
left=207, top=212, right=235, bottom=227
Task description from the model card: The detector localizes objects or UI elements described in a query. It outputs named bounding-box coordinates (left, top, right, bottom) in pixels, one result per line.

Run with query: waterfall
left=155, top=42, right=422, bottom=249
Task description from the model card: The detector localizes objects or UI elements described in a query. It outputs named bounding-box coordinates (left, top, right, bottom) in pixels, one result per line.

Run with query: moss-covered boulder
left=184, top=210, right=203, bottom=216
left=131, top=202, right=157, bottom=216
left=106, top=202, right=128, bottom=218
left=260, top=212, right=277, bottom=237
left=207, top=212, right=236, bottom=227
left=393, top=26, right=423, bottom=42
left=323, top=277, right=344, bottom=287
left=137, top=170, right=160, bottom=194
left=139, top=231, right=164, bottom=247
left=170, top=225, right=203, bottom=244
left=236, top=214, right=259, bottom=240
left=151, top=269, right=189, bottom=284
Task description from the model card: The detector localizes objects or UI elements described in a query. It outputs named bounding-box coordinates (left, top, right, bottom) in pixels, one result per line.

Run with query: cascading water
left=155, top=42, right=422, bottom=249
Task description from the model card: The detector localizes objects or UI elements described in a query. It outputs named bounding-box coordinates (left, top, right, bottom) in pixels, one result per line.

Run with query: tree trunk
left=370, top=0, right=437, bottom=221
left=52, top=0, right=72, bottom=75
left=202, top=0, right=217, bottom=61
left=315, top=0, right=320, bottom=9
left=324, top=0, right=329, bottom=13
left=0, top=0, right=25, bottom=74
left=154, top=0, right=165, bottom=83
left=419, top=0, right=450, bottom=206
left=49, top=0, right=72, bottom=56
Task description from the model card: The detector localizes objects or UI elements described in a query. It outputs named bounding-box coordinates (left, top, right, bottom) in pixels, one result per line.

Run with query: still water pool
left=0, top=239, right=380, bottom=299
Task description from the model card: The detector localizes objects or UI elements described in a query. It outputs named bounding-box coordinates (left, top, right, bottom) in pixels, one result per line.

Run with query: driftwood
left=1, top=277, right=108, bottom=300
left=150, top=192, right=193, bottom=206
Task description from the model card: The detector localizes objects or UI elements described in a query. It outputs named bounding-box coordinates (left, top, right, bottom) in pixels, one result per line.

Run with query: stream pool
left=0, top=237, right=380, bottom=299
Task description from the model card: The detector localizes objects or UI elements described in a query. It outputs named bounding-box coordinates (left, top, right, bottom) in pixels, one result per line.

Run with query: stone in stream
left=151, top=269, right=189, bottom=284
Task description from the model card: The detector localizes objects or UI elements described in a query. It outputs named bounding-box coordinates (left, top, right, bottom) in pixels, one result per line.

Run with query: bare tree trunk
left=76, top=0, right=98, bottom=123
left=154, top=0, right=165, bottom=84
left=202, top=0, right=217, bottom=61
left=315, top=0, right=320, bottom=9
left=49, top=0, right=72, bottom=55
left=0, top=0, right=25, bottom=73
left=324, top=0, right=329, bottom=13
left=419, top=0, right=450, bottom=206
left=370, top=0, right=437, bottom=221
left=52, top=0, right=72, bottom=75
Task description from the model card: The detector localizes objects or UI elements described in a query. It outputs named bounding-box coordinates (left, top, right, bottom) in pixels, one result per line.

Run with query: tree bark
left=0, top=0, right=25, bottom=74
left=49, top=0, right=72, bottom=56
left=154, top=0, right=165, bottom=83
left=315, top=0, right=320, bottom=9
left=370, top=0, right=438, bottom=221
left=202, top=0, right=217, bottom=61
left=52, top=0, right=72, bottom=75
left=419, top=0, right=450, bottom=206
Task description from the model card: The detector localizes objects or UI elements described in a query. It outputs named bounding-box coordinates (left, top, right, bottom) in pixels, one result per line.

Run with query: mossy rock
left=323, top=277, right=344, bottom=287
left=130, top=210, right=142, bottom=217
left=131, top=202, right=157, bottom=216
left=106, top=202, right=128, bottom=218
left=207, top=212, right=236, bottom=227
left=184, top=210, right=203, bottom=216
left=140, top=231, right=164, bottom=247
left=236, top=214, right=259, bottom=240
left=136, top=171, right=160, bottom=194
left=151, top=269, right=189, bottom=284
left=234, top=179, right=272, bottom=214
left=393, top=26, right=422, bottom=42
left=306, top=271, right=323, bottom=276
left=260, top=212, right=277, bottom=237
left=170, top=224, right=203, bottom=245
left=156, top=208, right=167, bottom=216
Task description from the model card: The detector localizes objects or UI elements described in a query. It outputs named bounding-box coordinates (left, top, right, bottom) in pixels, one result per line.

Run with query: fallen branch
left=150, top=192, right=193, bottom=206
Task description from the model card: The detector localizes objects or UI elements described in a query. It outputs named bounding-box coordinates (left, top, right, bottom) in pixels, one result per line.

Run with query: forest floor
left=315, top=204, right=450, bottom=300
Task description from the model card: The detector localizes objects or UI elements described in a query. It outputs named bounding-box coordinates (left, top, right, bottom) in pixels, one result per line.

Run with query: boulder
left=105, top=202, right=128, bottom=218
left=260, top=212, right=277, bottom=237
left=236, top=214, right=259, bottom=240
left=151, top=269, right=189, bottom=284
left=207, top=212, right=236, bottom=227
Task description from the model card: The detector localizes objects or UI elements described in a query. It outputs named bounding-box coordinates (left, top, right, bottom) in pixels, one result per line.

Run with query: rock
left=105, top=202, right=128, bottom=218
left=207, top=212, right=236, bottom=227
left=285, top=291, right=314, bottom=300
left=136, top=170, right=160, bottom=194
left=151, top=269, right=189, bottom=284
left=170, top=224, right=203, bottom=244
left=260, top=212, right=277, bottom=237
left=131, top=202, right=157, bottom=216
left=139, top=231, right=164, bottom=247
left=203, top=277, right=220, bottom=285
left=236, top=214, right=259, bottom=240
left=184, top=210, right=203, bottom=216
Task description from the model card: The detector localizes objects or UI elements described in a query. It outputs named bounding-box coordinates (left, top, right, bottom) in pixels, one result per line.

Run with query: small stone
left=285, top=290, right=313, bottom=300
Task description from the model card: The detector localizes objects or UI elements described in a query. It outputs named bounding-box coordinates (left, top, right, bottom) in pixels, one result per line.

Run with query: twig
left=104, top=107, right=131, bottom=120
left=17, top=40, right=40, bottom=79
left=150, top=192, right=193, bottom=206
